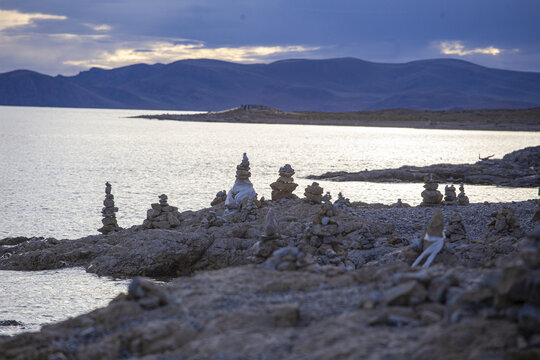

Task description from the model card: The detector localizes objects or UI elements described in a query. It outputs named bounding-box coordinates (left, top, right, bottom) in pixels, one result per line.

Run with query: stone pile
left=304, top=182, right=324, bottom=204
left=334, top=192, right=351, bottom=208
left=252, top=208, right=284, bottom=261
left=210, top=190, right=227, bottom=206
left=445, top=211, right=466, bottom=242
left=486, top=206, right=522, bottom=238
left=443, top=184, right=457, bottom=205
left=420, top=174, right=443, bottom=206
left=98, top=182, right=121, bottom=234
left=142, top=194, right=182, bottom=229
left=225, top=153, right=259, bottom=215
left=457, top=183, right=470, bottom=205
left=270, top=164, right=298, bottom=201
left=412, top=209, right=445, bottom=268
left=201, top=211, right=225, bottom=228
left=260, top=246, right=314, bottom=271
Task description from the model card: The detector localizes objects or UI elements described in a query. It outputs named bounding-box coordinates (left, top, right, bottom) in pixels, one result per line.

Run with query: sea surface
left=1, top=105, right=539, bottom=335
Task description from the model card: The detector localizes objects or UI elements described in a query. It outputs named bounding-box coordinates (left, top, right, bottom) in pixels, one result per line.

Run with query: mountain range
left=1, top=57, right=540, bottom=111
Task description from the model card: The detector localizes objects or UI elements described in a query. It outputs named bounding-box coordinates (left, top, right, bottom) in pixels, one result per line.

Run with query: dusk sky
left=1, top=0, right=539, bottom=75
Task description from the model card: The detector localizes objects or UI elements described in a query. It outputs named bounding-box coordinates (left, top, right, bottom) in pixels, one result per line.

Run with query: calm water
left=0, top=105, right=539, bottom=335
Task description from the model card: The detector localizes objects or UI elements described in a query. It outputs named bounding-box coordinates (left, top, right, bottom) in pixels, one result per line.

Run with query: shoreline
left=132, top=107, right=540, bottom=132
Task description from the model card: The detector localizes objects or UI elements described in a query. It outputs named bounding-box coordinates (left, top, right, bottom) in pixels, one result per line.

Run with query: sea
left=1, top=105, right=539, bottom=335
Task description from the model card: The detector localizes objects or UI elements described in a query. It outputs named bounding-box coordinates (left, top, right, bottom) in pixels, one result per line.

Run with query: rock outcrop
left=98, top=182, right=121, bottom=234
left=142, top=194, right=182, bottom=230
left=308, top=145, right=540, bottom=188
left=270, top=164, right=298, bottom=201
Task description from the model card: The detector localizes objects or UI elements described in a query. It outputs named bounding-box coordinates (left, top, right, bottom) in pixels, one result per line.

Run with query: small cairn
left=98, top=182, right=121, bottom=234
left=420, top=174, right=443, bottom=206
left=445, top=211, right=466, bottom=242
left=202, top=211, right=225, bottom=228
left=486, top=206, right=522, bottom=239
left=412, top=209, right=445, bottom=268
left=270, top=164, right=298, bottom=201
left=142, top=194, right=182, bottom=229
left=253, top=208, right=283, bottom=261
left=224, top=153, right=259, bottom=215
left=443, top=184, right=457, bottom=205
left=334, top=192, right=351, bottom=208
left=391, top=198, right=411, bottom=208
left=457, top=183, right=470, bottom=205
left=211, top=190, right=227, bottom=206
left=304, top=182, right=324, bottom=204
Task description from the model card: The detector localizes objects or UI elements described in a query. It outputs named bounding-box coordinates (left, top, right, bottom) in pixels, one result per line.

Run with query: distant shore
left=132, top=107, right=540, bottom=131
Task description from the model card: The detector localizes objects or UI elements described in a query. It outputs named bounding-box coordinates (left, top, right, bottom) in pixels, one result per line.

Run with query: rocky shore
left=308, top=145, right=540, bottom=188
left=1, top=195, right=539, bottom=359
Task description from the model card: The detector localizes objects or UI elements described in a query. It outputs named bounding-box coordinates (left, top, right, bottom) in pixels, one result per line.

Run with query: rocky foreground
left=308, top=145, right=540, bottom=188
left=1, top=198, right=539, bottom=359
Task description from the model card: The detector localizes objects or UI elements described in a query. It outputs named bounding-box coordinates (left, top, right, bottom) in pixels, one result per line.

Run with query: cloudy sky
left=0, top=0, right=539, bottom=75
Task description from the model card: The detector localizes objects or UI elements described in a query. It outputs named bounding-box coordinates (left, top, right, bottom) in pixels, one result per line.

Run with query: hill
left=1, top=58, right=540, bottom=111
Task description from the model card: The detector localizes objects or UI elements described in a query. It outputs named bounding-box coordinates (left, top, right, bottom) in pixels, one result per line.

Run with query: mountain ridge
left=1, top=57, right=540, bottom=111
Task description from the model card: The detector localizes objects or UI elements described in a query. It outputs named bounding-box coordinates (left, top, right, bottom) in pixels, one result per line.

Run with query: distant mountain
left=1, top=58, right=540, bottom=111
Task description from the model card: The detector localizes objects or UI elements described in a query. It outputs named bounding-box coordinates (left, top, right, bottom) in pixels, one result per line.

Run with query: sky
left=0, top=0, right=539, bottom=75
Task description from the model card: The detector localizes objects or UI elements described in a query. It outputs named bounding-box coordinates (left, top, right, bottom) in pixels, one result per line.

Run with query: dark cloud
left=1, top=0, right=539, bottom=74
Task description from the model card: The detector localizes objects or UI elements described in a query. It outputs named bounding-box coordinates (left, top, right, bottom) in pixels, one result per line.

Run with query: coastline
left=132, top=107, right=540, bottom=131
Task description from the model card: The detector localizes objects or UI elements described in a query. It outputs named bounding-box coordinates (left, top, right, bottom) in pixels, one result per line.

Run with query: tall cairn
left=224, top=153, right=258, bottom=215
left=270, top=164, right=298, bottom=201
left=98, top=182, right=121, bottom=234
left=420, top=174, right=443, bottom=206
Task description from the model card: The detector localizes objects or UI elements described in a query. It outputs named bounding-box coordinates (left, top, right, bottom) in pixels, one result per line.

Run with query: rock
left=211, top=190, right=227, bottom=206
left=127, top=277, right=169, bottom=309
left=384, top=280, right=426, bottom=306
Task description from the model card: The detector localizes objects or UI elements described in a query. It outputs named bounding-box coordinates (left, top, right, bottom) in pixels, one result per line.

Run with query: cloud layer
left=0, top=1, right=539, bottom=75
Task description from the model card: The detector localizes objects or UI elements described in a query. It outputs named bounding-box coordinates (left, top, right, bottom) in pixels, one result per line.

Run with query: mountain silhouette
left=1, top=58, right=540, bottom=111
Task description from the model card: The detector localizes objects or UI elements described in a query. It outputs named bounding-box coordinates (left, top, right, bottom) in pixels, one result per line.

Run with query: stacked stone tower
left=98, top=182, right=121, bottom=234
left=270, top=164, right=298, bottom=201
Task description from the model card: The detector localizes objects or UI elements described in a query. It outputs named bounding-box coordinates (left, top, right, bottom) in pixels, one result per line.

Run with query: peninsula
left=132, top=106, right=540, bottom=131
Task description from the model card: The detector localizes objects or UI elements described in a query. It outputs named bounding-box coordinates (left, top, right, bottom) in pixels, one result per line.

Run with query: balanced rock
left=270, top=164, right=298, bottom=201
left=225, top=153, right=258, bottom=215
left=98, top=182, right=122, bottom=234
left=142, top=194, right=182, bottom=229
left=211, top=190, right=227, bottom=206
left=420, top=174, right=443, bottom=206
left=443, top=184, right=457, bottom=205
left=304, top=182, right=324, bottom=204
left=457, top=183, right=470, bottom=205
left=445, top=211, right=466, bottom=242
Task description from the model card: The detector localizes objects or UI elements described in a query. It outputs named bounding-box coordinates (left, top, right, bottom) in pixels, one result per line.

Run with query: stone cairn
left=334, top=192, right=351, bottom=208
left=391, top=198, right=411, bottom=208
left=224, top=153, right=259, bottom=216
left=412, top=209, right=445, bottom=268
left=486, top=206, right=522, bottom=239
left=445, top=211, right=466, bottom=242
left=211, top=190, right=227, bottom=206
left=202, top=211, right=225, bottom=228
left=98, top=182, right=121, bottom=234
left=457, top=183, right=470, bottom=205
left=270, top=164, right=298, bottom=201
left=443, top=184, right=457, bottom=205
left=304, top=182, right=324, bottom=204
left=306, top=198, right=345, bottom=266
left=420, top=174, right=443, bottom=206
left=142, top=194, right=182, bottom=229
left=253, top=208, right=283, bottom=261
